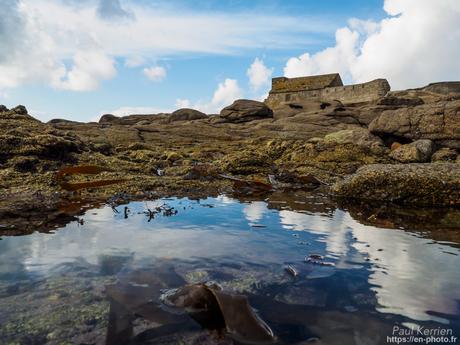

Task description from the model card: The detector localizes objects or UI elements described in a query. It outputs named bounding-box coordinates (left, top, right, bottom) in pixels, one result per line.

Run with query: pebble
left=284, top=265, right=299, bottom=277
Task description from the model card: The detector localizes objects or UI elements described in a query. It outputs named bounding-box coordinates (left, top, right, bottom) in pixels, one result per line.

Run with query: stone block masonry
left=265, top=74, right=391, bottom=108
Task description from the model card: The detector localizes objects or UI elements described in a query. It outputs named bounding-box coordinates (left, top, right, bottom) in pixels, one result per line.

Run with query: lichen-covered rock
left=99, top=114, right=120, bottom=124
left=271, top=100, right=344, bottom=119
left=324, top=128, right=385, bottom=152
left=11, top=105, right=28, bottom=115
left=220, top=99, right=273, bottom=123
left=376, top=96, right=424, bottom=107
left=169, top=108, right=207, bottom=122
left=431, top=148, right=458, bottom=162
left=332, top=163, right=460, bottom=206
left=369, top=99, right=460, bottom=148
left=389, top=139, right=434, bottom=163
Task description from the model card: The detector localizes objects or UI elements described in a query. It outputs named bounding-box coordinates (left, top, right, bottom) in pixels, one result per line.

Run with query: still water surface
left=0, top=195, right=459, bottom=344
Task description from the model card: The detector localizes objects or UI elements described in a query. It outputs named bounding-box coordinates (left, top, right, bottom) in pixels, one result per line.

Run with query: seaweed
left=56, top=165, right=126, bottom=191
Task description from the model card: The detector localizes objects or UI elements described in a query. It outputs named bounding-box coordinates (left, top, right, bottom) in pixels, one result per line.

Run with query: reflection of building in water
left=278, top=209, right=460, bottom=323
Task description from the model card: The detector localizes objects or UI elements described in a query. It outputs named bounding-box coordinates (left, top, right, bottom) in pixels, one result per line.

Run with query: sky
left=0, top=0, right=459, bottom=122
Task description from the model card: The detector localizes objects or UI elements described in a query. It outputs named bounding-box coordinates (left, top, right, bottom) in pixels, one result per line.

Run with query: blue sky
left=0, top=0, right=459, bottom=122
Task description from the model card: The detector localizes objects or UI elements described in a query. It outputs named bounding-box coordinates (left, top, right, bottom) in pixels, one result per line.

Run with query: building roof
left=271, top=73, right=343, bottom=92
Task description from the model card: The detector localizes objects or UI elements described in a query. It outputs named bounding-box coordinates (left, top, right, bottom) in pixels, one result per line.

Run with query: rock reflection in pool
left=0, top=195, right=459, bottom=344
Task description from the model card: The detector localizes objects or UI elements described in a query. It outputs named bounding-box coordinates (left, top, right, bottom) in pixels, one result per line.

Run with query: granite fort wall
left=265, top=79, right=391, bottom=107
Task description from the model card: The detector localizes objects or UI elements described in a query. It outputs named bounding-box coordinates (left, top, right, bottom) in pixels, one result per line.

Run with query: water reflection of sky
left=1, top=197, right=459, bottom=325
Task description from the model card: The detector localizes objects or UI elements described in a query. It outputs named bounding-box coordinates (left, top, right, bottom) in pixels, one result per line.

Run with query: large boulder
left=389, top=139, right=434, bottom=163
left=220, top=99, right=273, bottom=123
left=369, top=99, right=460, bottom=148
left=11, top=105, right=28, bottom=115
left=99, top=114, right=120, bottom=124
left=0, top=105, right=9, bottom=113
left=169, top=108, right=207, bottom=122
left=323, top=128, right=385, bottom=152
left=332, top=163, right=460, bottom=206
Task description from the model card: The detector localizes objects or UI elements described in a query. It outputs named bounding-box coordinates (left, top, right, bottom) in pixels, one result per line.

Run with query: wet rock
left=160, top=282, right=275, bottom=344
left=389, top=139, right=434, bottom=163
left=431, top=147, right=458, bottom=162
left=183, top=164, right=218, bottom=180
left=12, top=156, right=39, bottom=172
left=285, top=265, right=299, bottom=277
left=169, top=108, right=207, bottom=122
left=220, top=99, right=273, bottom=123
left=332, top=163, right=460, bottom=206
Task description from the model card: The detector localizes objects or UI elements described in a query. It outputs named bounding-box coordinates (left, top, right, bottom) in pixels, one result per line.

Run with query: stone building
left=265, top=73, right=391, bottom=107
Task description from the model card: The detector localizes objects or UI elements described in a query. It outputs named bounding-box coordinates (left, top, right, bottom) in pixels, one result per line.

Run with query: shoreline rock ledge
left=332, top=163, right=460, bottom=206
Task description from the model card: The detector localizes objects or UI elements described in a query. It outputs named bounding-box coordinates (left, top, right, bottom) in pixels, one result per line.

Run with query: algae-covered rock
left=324, top=128, right=385, bottom=152
left=389, top=139, right=434, bottom=163
left=431, top=147, right=458, bottom=162
left=332, top=163, right=460, bottom=206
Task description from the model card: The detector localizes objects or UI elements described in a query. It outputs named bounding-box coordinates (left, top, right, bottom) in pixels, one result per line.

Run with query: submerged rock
left=160, top=282, right=275, bottom=344
left=332, top=163, right=460, bottom=206
left=220, top=99, right=273, bottom=123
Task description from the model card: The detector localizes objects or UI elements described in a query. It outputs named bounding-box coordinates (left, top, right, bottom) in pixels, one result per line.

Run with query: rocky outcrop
left=420, top=82, right=460, bottom=95
left=220, top=100, right=273, bottom=123
left=431, top=148, right=458, bottom=162
left=332, top=163, right=460, bottom=206
left=369, top=98, right=460, bottom=148
left=323, top=128, right=385, bottom=152
left=376, top=95, right=424, bottom=107
left=389, top=139, right=434, bottom=163
left=169, top=108, right=207, bottom=122
left=99, top=113, right=170, bottom=126
left=99, top=114, right=120, bottom=124
left=11, top=105, right=28, bottom=115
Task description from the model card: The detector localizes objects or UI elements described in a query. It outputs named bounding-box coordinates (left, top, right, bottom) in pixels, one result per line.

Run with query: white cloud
left=284, top=0, right=460, bottom=89
left=175, top=98, right=191, bottom=108
left=243, top=201, right=267, bottom=224
left=109, top=106, right=172, bottom=117
left=143, top=66, right=167, bottom=82
left=247, top=58, right=273, bottom=91
left=0, top=0, right=330, bottom=92
left=124, top=55, right=146, bottom=68
left=53, top=51, right=117, bottom=91
left=174, top=78, right=243, bottom=114
left=211, top=78, right=243, bottom=107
